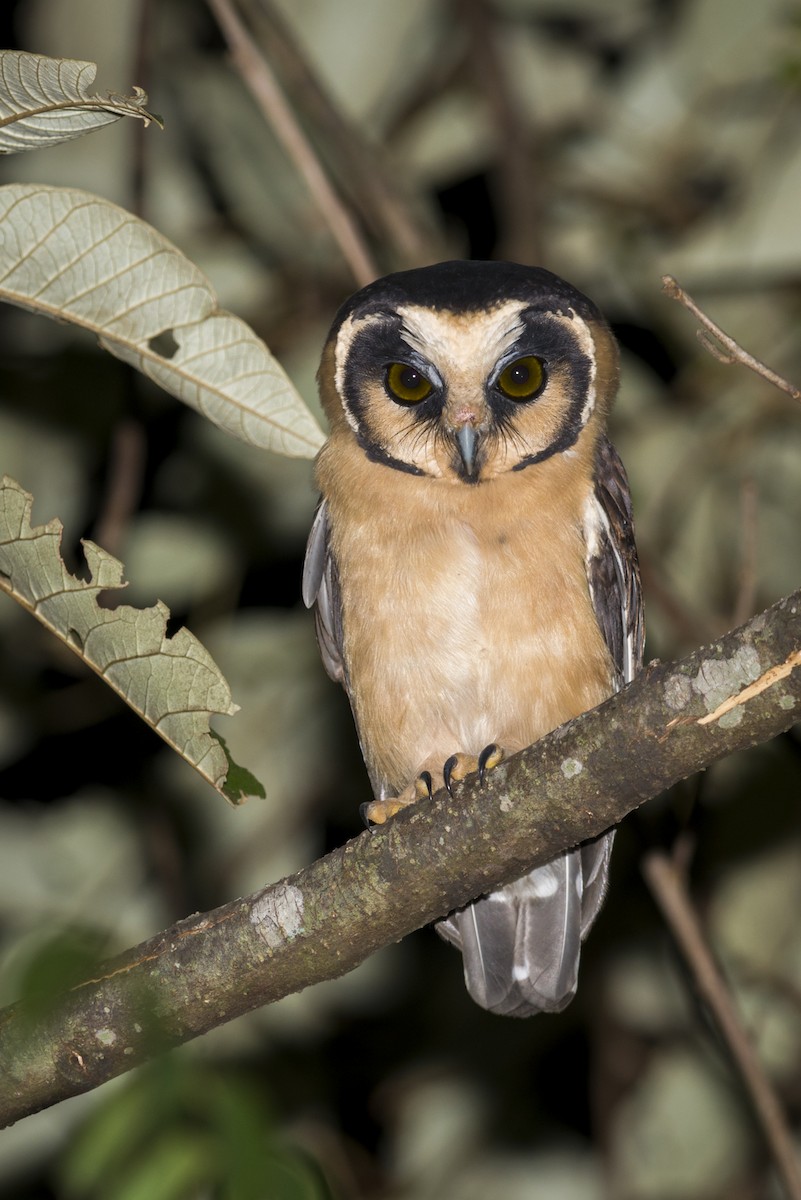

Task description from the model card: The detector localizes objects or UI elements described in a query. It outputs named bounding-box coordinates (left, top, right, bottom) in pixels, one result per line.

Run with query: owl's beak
left=455, top=425, right=479, bottom=477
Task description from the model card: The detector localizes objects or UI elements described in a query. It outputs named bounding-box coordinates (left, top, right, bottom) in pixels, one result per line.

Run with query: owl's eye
left=385, top=363, right=433, bottom=404
left=496, top=356, right=545, bottom=401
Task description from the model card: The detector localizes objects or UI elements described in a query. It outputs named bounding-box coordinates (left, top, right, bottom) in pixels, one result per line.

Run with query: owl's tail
left=436, top=831, right=614, bottom=1017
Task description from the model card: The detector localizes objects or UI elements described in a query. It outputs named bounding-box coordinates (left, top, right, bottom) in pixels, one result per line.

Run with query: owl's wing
left=302, top=500, right=345, bottom=685
left=304, top=501, right=393, bottom=802
left=586, top=434, right=644, bottom=691
left=437, top=434, right=644, bottom=1016
left=578, top=433, right=644, bottom=931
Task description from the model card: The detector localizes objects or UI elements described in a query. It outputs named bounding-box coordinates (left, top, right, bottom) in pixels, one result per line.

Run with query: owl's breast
left=321, top=448, right=615, bottom=794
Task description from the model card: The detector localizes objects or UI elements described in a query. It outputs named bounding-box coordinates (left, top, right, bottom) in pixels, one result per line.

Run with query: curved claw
left=478, top=743, right=503, bottom=785
left=419, top=770, right=433, bottom=800
left=443, top=755, right=458, bottom=796
left=359, top=801, right=374, bottom=829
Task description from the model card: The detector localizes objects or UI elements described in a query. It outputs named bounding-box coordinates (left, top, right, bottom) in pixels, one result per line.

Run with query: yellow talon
left=363, top=797, right=406, bottom=824
left=362, top=770, right=433, bottom=825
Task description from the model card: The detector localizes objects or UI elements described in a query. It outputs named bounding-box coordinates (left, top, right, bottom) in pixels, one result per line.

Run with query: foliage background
left=1, top=0, right=801, bottom=1197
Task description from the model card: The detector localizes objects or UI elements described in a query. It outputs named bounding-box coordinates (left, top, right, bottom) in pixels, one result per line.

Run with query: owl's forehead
left=394, top=300, right=528, bottom=370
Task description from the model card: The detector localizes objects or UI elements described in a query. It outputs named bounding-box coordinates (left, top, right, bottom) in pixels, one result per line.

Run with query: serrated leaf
left=0, top=476, right=261, bottom=803
left=0, top=51, right=161, bottom=154
left=0, top=183, right=325, bottom=458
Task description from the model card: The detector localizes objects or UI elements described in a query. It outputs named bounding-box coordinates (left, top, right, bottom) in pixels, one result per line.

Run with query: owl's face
left=318, top=261, right=620, bottom=484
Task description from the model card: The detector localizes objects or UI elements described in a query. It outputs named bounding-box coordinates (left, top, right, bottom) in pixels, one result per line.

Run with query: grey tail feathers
left=436, top=832, right=614, bottom=1017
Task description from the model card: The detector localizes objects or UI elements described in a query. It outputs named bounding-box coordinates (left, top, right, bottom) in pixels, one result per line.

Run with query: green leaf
left=0, top=476, right=262, bottom=802
left=0, top=51, right=161, bottom=154
left=105, top=1133, right=208, bottom=1200
left=15, top=926, right=108, bottom=1022
left=0, top=183, right=325, bottom=458
left=59, top=1072, right=165, bottom=1197
left=212, top=732, right=267, bottom=803
left=59, top=1063, right=329, bottom=1200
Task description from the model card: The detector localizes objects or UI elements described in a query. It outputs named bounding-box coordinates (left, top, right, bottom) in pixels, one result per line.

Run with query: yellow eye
left=496, top=356, right=545, bottom=401
left=386, top=362, right=433, bottom=404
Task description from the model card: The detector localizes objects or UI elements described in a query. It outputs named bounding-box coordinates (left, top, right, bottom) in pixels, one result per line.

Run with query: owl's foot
left=443, top=743, right=504, bottom=793
left=361, top=745, right=505, bottom=827
left=361, top=771, right=433, bottom=826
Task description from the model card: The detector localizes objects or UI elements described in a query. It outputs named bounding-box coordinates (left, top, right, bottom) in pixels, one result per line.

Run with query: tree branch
left=643, top=848, right=801, bottom=1200
left=244, top=0, right=438, bottom=268
left=207, top=0, right=378, bottom=287
left=662, top=274, right=801, bottom=403
left=2, top=590, right=801, bottom=1127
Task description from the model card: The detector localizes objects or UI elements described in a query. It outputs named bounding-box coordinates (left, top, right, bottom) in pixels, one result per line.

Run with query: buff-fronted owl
left=303, top=260, right=643, bottom=1016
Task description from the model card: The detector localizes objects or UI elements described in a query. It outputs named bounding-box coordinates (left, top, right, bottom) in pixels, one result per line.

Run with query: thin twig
left=662, top=275, right=801, bottom=403
left=91, top=418, right=146, bottom=557
left=130, top=0, right=155, bottom=219
left=245, top=0, right=437, bottom=267
left=207, top=0, right=378, bottom=288
left=642, top=849, right=801, bottom=1200
left=90, top=3, right=152, bottom=559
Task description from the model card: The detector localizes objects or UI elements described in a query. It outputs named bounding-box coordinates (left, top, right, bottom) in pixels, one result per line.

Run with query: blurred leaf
left=0, top=476, right=260, bottom=802
left=206, top=1075, right=327, bottom=1200
left=0, top=183, right=325, bottom=457
left=102, top=1133, right=208, bottom=1200
left=0, top=405, right=89, bottom=552
left=710, top=842, right=801, bottom=983
left=0, top=791, right=162, bottom=951
left=120, top=511, right=240, bottom=610
left=610, top=1047, right=753, bottom=1198
left=603, top=948, right=690, bottom=1036
left=60, top=1064, right=189, bottom=1198
left=0, top=51, right=161, bottom=154
left=15, top=925, right=107, bottom=1021
left=60, top=1062, right=328, bottom=1200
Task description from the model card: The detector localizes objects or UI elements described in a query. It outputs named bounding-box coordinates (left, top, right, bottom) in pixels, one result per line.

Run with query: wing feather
left=302, top=500, right=346, bottom=685
left=439, top=434, right=644, bottom=1017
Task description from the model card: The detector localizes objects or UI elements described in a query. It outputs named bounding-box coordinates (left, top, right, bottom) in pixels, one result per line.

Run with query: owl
left=303, top=260, right=643, bottom=1016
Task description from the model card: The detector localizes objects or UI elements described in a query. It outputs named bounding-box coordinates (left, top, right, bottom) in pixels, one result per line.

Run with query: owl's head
left=317, top=260, right=619, bottom=483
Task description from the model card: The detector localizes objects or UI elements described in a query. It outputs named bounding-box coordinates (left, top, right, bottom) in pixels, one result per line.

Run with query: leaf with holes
left=0, top=184, right=325, bottom=458
left=0, top=476, right=262, bottom=804
left=0, top=51, right=161, bottom=154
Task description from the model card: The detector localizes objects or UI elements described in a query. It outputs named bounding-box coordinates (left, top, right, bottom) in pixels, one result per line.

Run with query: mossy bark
left=1, top=590, right=800, bottom=1126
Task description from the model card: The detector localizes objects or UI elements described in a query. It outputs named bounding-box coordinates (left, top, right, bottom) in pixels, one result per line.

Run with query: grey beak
left=456, top=425, right=478, bottom=477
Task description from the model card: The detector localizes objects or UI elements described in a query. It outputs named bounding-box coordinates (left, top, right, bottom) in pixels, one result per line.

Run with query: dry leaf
left=0, top=476, right=263, bottom=803
left=0, top=183, right=325, bottom=458
left=0, top=51, right=161, bottom=153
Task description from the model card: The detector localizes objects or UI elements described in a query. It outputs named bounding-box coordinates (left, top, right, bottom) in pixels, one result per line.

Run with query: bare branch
left=245, top=0, right=438, bottom=268
left=207, top=0, right=378, bottom=287
left=662, top=275, right=801, bottom=403
left=643, top=848, right=801, bottom=1200
left=1, top=589, right=801, bottom=1127
left=91, top=417, right=146, bottom=557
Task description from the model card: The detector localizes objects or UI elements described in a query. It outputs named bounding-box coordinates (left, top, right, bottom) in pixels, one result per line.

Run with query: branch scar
left=250, top=884, right=305, bottom=949
left=696, top=648, right=801, bottom=726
